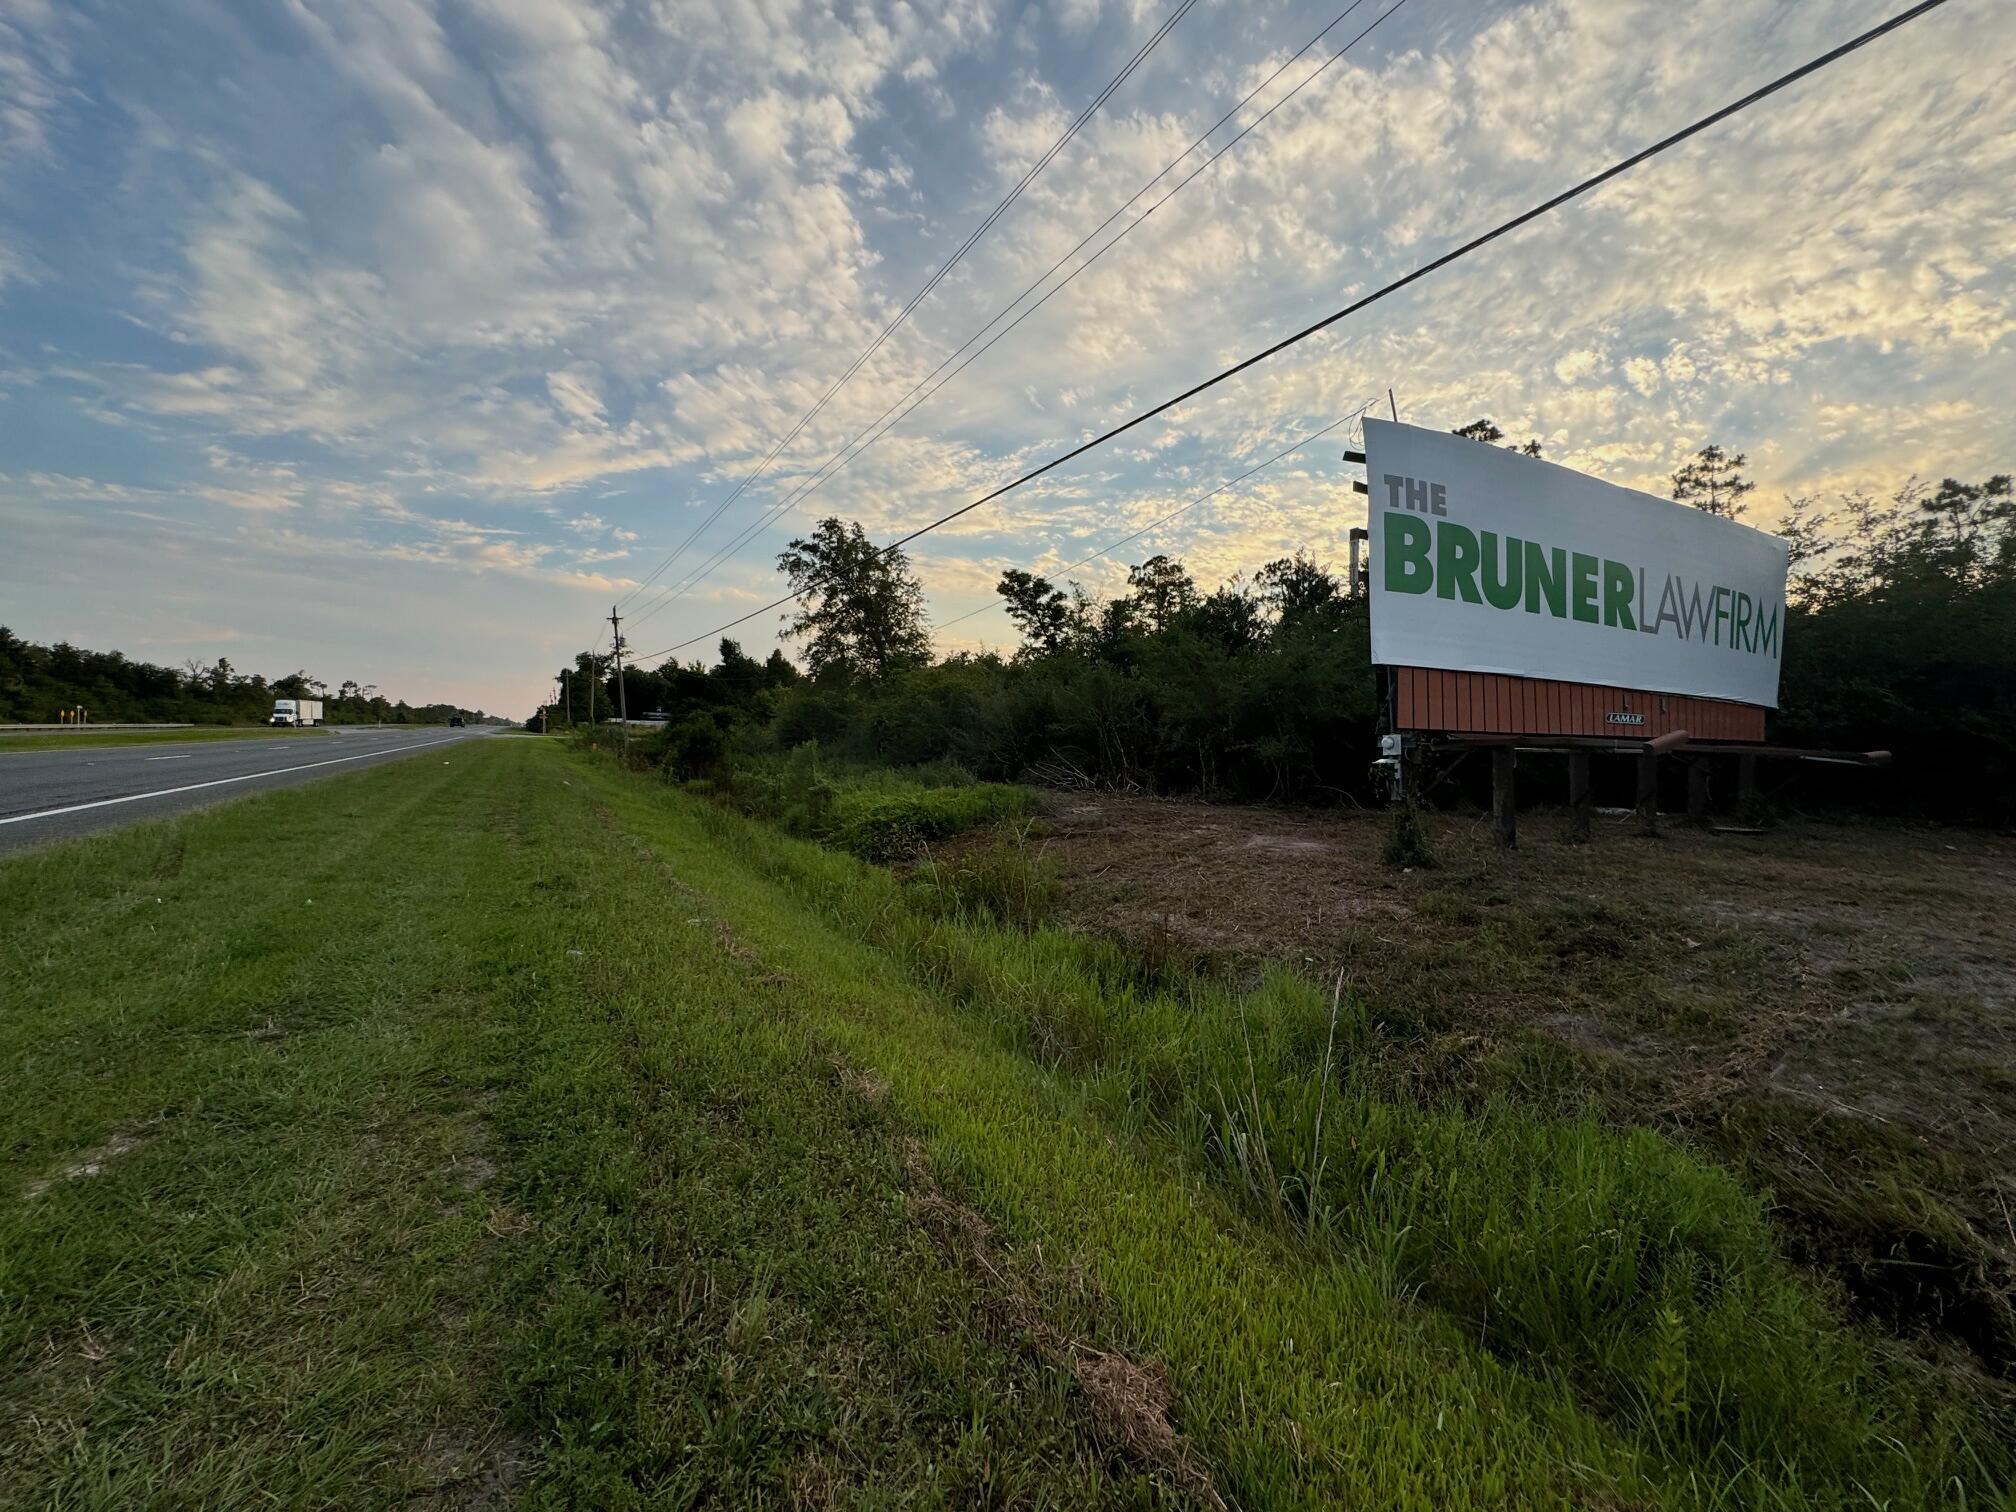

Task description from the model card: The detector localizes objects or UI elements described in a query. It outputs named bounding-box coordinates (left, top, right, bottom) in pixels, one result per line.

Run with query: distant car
left=448, top=715, right=465, bottom=728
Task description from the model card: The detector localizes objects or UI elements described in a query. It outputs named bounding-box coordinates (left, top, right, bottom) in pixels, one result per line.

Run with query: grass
left=677, top=740, right=1035, bottom=861
left=2, top=739, right=2008, bottom=1507
left=0, top=726, right=334, bottom=753
left=983, top=788, right=2016, bottom=1382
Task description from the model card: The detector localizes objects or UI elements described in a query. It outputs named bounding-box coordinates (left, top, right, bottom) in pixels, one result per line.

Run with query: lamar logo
left=1606, top=712, right=1647, bottom=726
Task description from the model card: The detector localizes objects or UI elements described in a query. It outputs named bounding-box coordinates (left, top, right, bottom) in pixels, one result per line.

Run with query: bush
left=1381, top=802, right=1435, bottom=869
left=827, top=784, right=1032, bottom=862
left=912, top=821, right=1059, bottom=930
left=647, top=711, right=732, bottom=783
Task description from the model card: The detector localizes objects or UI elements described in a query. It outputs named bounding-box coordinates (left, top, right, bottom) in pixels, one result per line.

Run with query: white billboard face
left=1364, top=420, right=1789, bottom=708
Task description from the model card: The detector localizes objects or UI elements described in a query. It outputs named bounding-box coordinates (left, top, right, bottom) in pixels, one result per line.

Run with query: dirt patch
left=484, top=1204, right=536, bottom=1238
left=685, top=914, right=795, bottom=990
left=829, top=1053, right=889, bottom=1105
left=898, top=1139, right=1226, bottom=1508
left=24, top=1129, right=147, bottom=1199
left=409, top=1425, right=533, bottom=1510
left=949, top=794, right=2016, bottom=1370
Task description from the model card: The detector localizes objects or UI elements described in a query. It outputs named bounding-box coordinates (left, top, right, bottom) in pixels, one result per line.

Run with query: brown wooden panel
left=1390, top=667, right=1764, bottom=741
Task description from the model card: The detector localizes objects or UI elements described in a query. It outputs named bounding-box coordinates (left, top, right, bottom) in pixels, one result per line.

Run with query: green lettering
left=1571, top=551, right=1600, bottom=624
left=1480, top=531, right=1523, bottom=610
left=1602, top=559, right=1636, bottom=630
left=1755, top=602, right=1779, bottom=658
left=1436, top=521, right=1482, bottom=604
left=1733, top=591, right=1753, bottom=650
left=1524, top=542, right=1566, bottom=618
left=1384, top=513, right=1433, bottom=595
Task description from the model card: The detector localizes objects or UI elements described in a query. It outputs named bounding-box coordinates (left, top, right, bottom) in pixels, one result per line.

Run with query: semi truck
left=270, top=698, right=324, bottom=727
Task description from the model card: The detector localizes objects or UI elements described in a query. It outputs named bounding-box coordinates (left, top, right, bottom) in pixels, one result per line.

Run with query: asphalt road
left=0, top=726, right=496, bottom=854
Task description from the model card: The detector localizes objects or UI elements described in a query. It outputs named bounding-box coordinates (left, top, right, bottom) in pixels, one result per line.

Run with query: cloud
left=0, top=0, right=2008, bottom=695
left=0, top=0, right=68, bottom=164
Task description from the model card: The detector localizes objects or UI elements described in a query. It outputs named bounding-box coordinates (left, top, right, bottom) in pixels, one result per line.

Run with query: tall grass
left=671, top=790, right=2010, bottom=1505
left=698, top=741, right=1034, bottom=861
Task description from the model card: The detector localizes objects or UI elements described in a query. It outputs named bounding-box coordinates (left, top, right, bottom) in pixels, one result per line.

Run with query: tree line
left=542, top=429, right=2013, bottom=823
left=0, top=629, right=498, bottom=727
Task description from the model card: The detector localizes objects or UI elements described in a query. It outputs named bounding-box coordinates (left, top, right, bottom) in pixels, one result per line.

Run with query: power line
left=932, top=402, right=1376, bottom=634
left=614, top=0, right=1200, bottom=613
left=621, top=0, right=1403, bottom=637
left=629, top=0, right=1953, bottom=664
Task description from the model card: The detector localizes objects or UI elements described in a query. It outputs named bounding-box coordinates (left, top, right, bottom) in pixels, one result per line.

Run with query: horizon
left=3, top=0, right=2009, bottom=718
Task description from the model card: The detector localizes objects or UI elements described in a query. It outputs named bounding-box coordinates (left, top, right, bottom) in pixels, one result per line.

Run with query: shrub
left=912, top=821, right=1059, bottom=930
left=827, top=784, right=1031, bottom=862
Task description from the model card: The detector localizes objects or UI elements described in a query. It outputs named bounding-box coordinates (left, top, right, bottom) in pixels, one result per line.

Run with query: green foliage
left=0, top=625, right=490, bottom=726
left=1453, top=416, right=1545, bottom=458
left=912, top=821, right=1061, bottom=930
left=1670, top=443, right=1756, bottom=520
left=646, top=710, right=734, bottom=782
left=1382, top=801, right=1436, bottom=869
left=996, top=568, right=1072, bottom=655
left=776, top=517, right=932, bottom=682
left=827, top=783, right=1032, bottom=863
left=666, top=780, right=2011, bottom=1505
left=549, top=464, right=2012, bottom=823
left=1778, top=473, right=2015, bottom=822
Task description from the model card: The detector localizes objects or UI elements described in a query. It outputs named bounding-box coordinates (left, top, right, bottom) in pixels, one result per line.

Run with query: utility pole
left=560, top=668, right=571, bottom=725
left=608, top=606, right=629, bottom=755
left=587, top=654, right=596, bottom=726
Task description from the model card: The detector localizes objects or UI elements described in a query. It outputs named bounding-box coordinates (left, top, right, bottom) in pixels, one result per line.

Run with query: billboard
left=1364, top=420, right=1789, bottom=709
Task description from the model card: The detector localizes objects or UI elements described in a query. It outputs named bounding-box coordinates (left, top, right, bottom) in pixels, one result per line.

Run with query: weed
left=1382, top=801, right=1436, bottom=869
left=914, top=821, right=1059, bottom=930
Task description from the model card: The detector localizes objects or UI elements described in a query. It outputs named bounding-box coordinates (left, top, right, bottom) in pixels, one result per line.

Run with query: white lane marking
left=146, top=754, right=196, bottom=761
left=0, top=735, right=465, bottom=827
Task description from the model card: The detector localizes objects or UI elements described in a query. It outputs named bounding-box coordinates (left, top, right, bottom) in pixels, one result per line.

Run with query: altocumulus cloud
left=0, top=0, right=2009, bottom=706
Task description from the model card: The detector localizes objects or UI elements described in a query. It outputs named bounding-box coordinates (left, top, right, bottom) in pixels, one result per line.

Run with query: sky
left=1, top=0, right=2010, bottom=719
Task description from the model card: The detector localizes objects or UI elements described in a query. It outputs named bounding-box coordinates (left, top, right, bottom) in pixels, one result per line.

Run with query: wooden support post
left=1737, top=752, right=1758, bottom=814
left=1687, top=758, right=1710, bottom=826
left=1566, top=750, right=1592, bottom=843
left=1491, top=746, right=1517, bottom=848
left=1636, top=747, right=1660, bottom=835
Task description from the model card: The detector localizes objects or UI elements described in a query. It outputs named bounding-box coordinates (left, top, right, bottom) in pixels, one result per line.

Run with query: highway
left=0, top=727, right=495, bottom=854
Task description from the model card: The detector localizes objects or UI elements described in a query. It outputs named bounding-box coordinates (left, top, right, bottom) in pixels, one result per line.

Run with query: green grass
left=2, top=739, right=2007, bottom=1508
left=824, top=782, right=1034, bottom=862
left=0, top=743, right=1172, bottom=1506
left=0, top=726, right=338, bottom=753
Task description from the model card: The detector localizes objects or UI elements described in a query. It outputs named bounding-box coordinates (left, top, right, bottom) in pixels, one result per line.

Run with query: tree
left=714, top=638, right=765, bottom=693
left=1125, top=555, right=1197, bottom=633
left=996, top=568, right=1071, bottom=655
left=762, top=649, right=801, bottom=690
left=1255, top=554, right=1346, bottom=630
left=1671, top=444, right=1755, bottom=520
left=1453, top=416, right=1543, bottom=458
left=776, top=517, right=932, bottom=682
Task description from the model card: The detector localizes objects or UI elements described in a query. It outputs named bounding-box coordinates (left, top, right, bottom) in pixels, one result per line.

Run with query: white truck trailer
left=270, top=698, right=324, bottom=727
